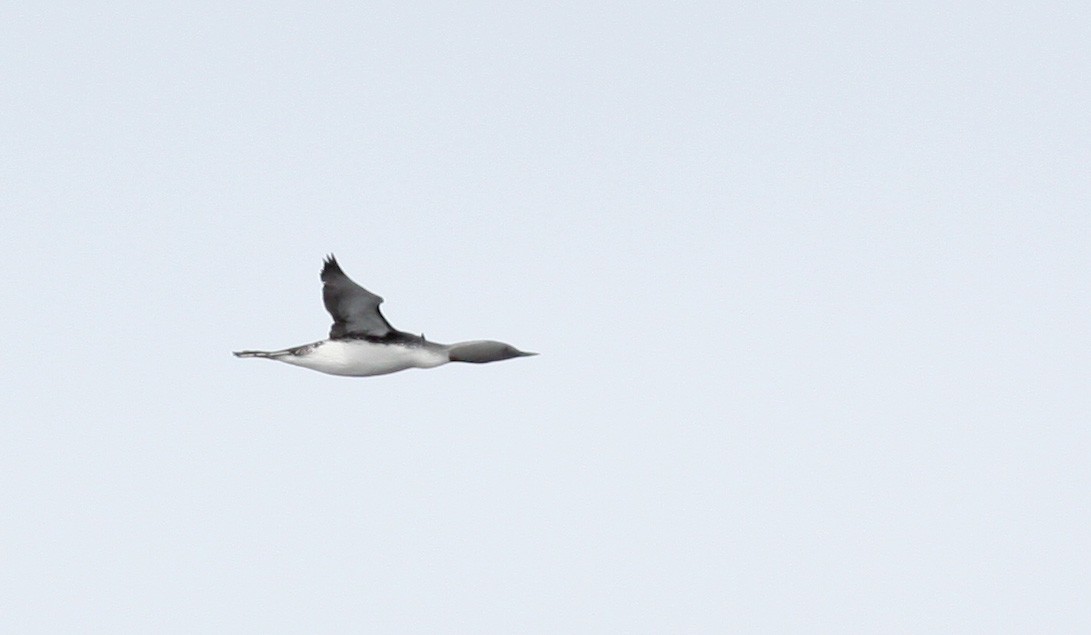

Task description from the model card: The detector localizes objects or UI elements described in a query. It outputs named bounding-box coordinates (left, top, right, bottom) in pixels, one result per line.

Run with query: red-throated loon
left=233, top=255, right=536, bottom=376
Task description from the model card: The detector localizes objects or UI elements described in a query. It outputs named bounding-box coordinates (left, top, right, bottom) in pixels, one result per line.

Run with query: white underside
left=279, top=339, right=449, bottom=377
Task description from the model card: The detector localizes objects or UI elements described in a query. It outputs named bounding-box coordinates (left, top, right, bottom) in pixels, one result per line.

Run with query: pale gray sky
left=2, top=1, right=1089, bottom=632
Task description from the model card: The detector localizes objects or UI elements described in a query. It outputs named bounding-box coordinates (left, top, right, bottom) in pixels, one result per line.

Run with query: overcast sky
left=2, top=1, right=1089, bottom=632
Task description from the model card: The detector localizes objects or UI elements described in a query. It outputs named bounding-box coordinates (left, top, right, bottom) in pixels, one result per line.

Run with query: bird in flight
left=234, top=255, right=536, bottom=376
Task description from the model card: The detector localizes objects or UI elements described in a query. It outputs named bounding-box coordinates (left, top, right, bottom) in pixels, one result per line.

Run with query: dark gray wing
left=320, top=255, right=396, bottom=339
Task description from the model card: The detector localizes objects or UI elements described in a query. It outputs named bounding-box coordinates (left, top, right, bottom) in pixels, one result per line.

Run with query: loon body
left=234, top=256, right=535, bottom=377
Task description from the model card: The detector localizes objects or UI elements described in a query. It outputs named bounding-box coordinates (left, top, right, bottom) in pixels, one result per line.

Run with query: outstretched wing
left=320, top=255, right=396, bottom=339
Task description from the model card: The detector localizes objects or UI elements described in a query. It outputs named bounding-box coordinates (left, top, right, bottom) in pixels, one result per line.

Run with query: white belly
left=282, top=339, right=449, bottom=377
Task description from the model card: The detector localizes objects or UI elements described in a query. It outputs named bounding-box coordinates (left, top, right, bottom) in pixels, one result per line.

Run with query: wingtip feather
left=321, top=253, right=343, bottom=279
